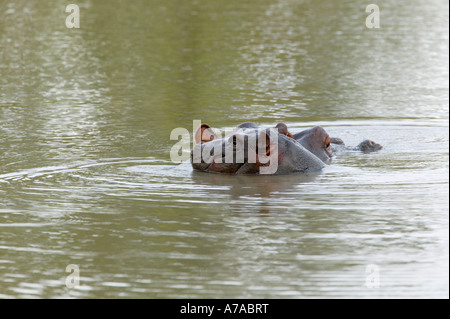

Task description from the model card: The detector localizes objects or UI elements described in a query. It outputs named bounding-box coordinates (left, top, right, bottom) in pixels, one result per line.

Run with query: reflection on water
left=0, top=0, right=448, bottom=298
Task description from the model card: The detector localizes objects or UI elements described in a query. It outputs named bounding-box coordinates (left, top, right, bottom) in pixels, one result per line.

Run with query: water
left=0, top=0, right=448, bottom=298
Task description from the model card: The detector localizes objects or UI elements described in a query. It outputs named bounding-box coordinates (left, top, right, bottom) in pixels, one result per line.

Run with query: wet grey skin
left=276, top=123, right=382, bottom=159
left=330, top=138, right=383, bottom=153
left=235, top=121, right=259, bottom=130
left=191, top=123, right=325, bottom=175
left=292, top=126, right=333, bottom=163
left=355, top=140, right=383, bottom=152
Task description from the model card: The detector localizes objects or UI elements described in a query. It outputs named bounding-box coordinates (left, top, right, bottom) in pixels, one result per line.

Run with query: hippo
left=356, top=140, right=383, bottom=152
left=329, top=137, right=383, bottom=155
left=191, top=123, right=325, bottom=175
left=275, top=123, right=382, bottom=160
left=191, top=122, right=382, bottom=175
left=292, top=126, right=333, bottom=162
left=274, top=123, right=333, bottom=162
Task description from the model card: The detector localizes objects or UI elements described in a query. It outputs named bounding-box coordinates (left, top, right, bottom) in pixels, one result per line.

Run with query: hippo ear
left=194, top=123, right=218, bottom=144
left=275, top=123, right=294, bottom=139
left=323, top=135, right=332, bottom=148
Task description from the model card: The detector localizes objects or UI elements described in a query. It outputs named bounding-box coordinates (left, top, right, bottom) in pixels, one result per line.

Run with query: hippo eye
left=229, top=134, right=245, bottom=148
left=229, top=135, right=239, bottom=146
left=370, top=141, right=374, bottom=145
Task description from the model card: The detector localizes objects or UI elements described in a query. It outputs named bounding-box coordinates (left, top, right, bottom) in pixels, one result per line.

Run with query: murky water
left=0, top=0, right=448, bottom=298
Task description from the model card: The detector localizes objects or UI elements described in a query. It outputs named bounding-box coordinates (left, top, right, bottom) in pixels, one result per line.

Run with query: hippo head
left=191, top=123, right=325, bottom=175
left=286, top=125, right=333, bottom=162
left=357, top=139, right=383, bottom=152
